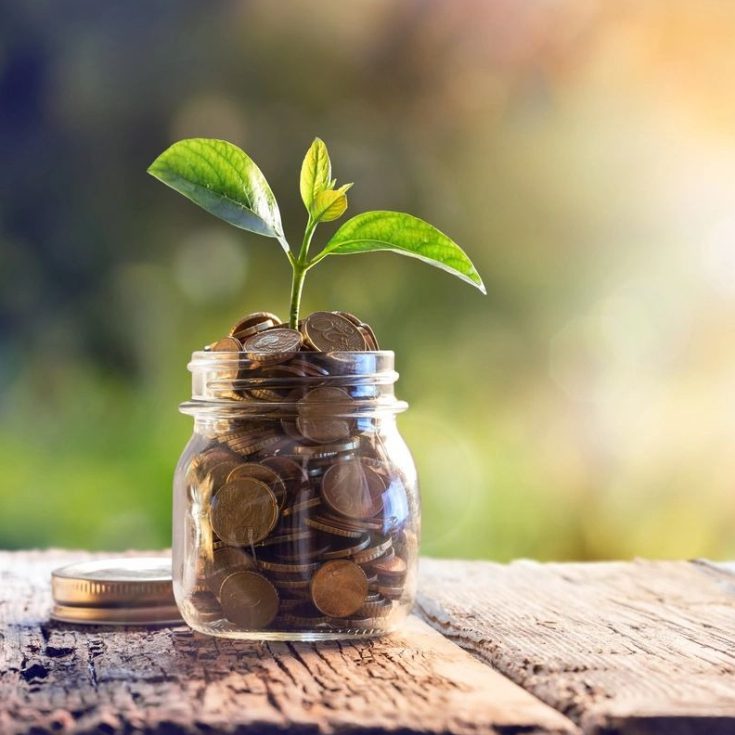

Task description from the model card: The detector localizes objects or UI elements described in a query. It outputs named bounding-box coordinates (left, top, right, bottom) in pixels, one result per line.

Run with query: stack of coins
left=183, top=311, right=415, bottom=633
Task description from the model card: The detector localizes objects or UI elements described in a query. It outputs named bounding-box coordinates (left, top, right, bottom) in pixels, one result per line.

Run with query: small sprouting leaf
left=300, top=138, right=332, bottom=213
left=148, top=138, right=285, bottom=249
left=315, top=211, right=485, bottom=293
left=311, top=184, right=353, bottom=223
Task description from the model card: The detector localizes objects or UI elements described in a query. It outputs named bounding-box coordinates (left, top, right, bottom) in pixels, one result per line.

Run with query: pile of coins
left=182, top=311, right=415, bottom=633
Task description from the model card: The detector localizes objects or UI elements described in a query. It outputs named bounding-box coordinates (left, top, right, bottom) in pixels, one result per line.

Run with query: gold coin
left=286, top=357, right=330, bottom=377
left=188, top=590, right=223, bottom=623
left=257, top=558, right=321, bottom=574
left=271, top=577, right=311, bottom=591
left=259, top=456, right=308, bottom=496
left=321, top=535, right=371, bottom=560
left=301, top=311, right=368, bottom=352
left=234, top=321, right=277, bottom=340
left=247, top=363, right=309, bottom=401
left=332, top=310, right=363, bottom=328
left=210, top=336, right=243, bottom=352
left=281, top=496, right=321, bottom=517
left=246, top=387, right=284, bottom=402
left=206, top=460, right=242, bottom=495
left=377, top=584, right=404, bottom=600
left=217, top=427, right=272, bottom=446
left=187, top=448, right=233, bottom=485
left=280, top=611, right=330, bottom=627
left=352, top=536, right=393, bottom=565
left=243, top=327, right=302, bottom=356
left=355, top=599, right=393, bottom=618
left=297, top=387, right=354, bottom=443
left=219, top=571, right=279, bottom=629
left=311, top=560, right=368, bottom=618
left=225, top=432, right=281, bottom=457
left=292, top=437, right=359, bottom=457
left=230, top=312, right=281, bottom=339
left=358, top=323, right=380, bottom=351
left=320, top=513, right=383, bottom=532
left=254, top=529, right=312, bottom=548
left=210, top=478, right=279, bottom=545
left=207, top=546, right=256, bottom=593
left=206, top=336, right=243, bottom=382
left=369, top=554, right=407, bottom=580
left=227, top=463, right=287, bottom=507
left=305, top=517, right=365, bottom=539
left=280, top=420, right=305, bottom=441
left=321, top=459, right=386, bottom=519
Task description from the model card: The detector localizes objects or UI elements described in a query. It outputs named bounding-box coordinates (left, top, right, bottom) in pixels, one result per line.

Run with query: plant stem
left=289, top=262, right=307, bottom=328
left=288, top=217, right=318, bottom=328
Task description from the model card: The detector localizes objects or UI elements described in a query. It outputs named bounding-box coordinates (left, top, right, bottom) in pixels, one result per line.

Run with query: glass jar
left=172, top=349, right=419, bottom=640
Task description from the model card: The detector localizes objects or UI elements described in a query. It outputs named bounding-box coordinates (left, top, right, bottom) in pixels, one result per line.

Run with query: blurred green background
left=3, top=1, right=735, bottom=560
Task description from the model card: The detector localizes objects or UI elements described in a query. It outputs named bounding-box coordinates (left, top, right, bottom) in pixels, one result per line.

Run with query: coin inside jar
left=226, top=463, right=287, bottom=507
left=297, top=387, right=354, bottom=443
left=210, top=478, right=279, bottom=545
left=369, top=554, right=407, bottom=580
left=321, top=459, right=386, bottom=519
left=219, top=571, right=279, bottom=629
left=207, top=546, right=256, bottom=591
left=310, top=560, right=368, bottom=618
left=301, top=311, right=368, bottom=352
left=259, top=456, right=308, bottom=496
left=205, top=460, right=243, bottom=494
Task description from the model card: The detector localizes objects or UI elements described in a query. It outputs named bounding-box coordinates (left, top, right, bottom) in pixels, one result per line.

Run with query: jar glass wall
left=172, top=350, right=419, bottom=640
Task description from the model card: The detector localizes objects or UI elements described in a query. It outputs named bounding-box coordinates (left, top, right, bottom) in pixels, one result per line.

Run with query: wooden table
left=2, top=552, right=735, bottom=735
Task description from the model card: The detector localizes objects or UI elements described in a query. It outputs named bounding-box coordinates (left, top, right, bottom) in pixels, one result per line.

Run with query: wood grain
left=0, top=550, right=575, bottom=735
left=418, top=559, right=735, bottom=735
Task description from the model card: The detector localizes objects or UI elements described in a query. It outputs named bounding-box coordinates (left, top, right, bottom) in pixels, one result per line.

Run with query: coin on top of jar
left=242, top=327, right=303, bottom=365
left=208, top=336, right=243, bottom=352
left=229, top=311, right=282, bottom=340
left=206, top=336, right=242, bottom=381
left=300, top=311, right=368, bottom=352
left=243, top=327, right=302, bottom=353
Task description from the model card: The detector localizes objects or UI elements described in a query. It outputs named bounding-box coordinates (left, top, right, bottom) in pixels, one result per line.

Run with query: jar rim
left=188, top=349, right=395, bottom=368
left=183, top=349, right=408, bottom=417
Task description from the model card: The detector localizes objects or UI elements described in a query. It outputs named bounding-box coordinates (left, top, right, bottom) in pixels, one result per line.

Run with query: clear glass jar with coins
left=172, top=311, right=420, bottom=640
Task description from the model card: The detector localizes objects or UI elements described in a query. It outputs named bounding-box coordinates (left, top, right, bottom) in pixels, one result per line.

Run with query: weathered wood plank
left=417, top=559, right=735, bottom=735
left=0, top=550, right=575, bottom=735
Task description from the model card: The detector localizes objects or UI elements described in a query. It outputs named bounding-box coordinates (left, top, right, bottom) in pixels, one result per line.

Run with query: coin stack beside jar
left=179, top=311, right=416, bottom=635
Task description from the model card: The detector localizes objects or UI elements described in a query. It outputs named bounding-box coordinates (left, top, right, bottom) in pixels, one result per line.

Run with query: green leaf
left=300, top=138, right=332, bottom=213
left=148, top=138, right=285, bottom=248
left=311, top=183, right=353, bottom=223
left=315, top=211, right=486, bottom=293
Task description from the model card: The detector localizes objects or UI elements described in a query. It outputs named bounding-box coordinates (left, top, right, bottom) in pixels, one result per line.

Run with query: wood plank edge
left=415, top=601, right=581, bottom=735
